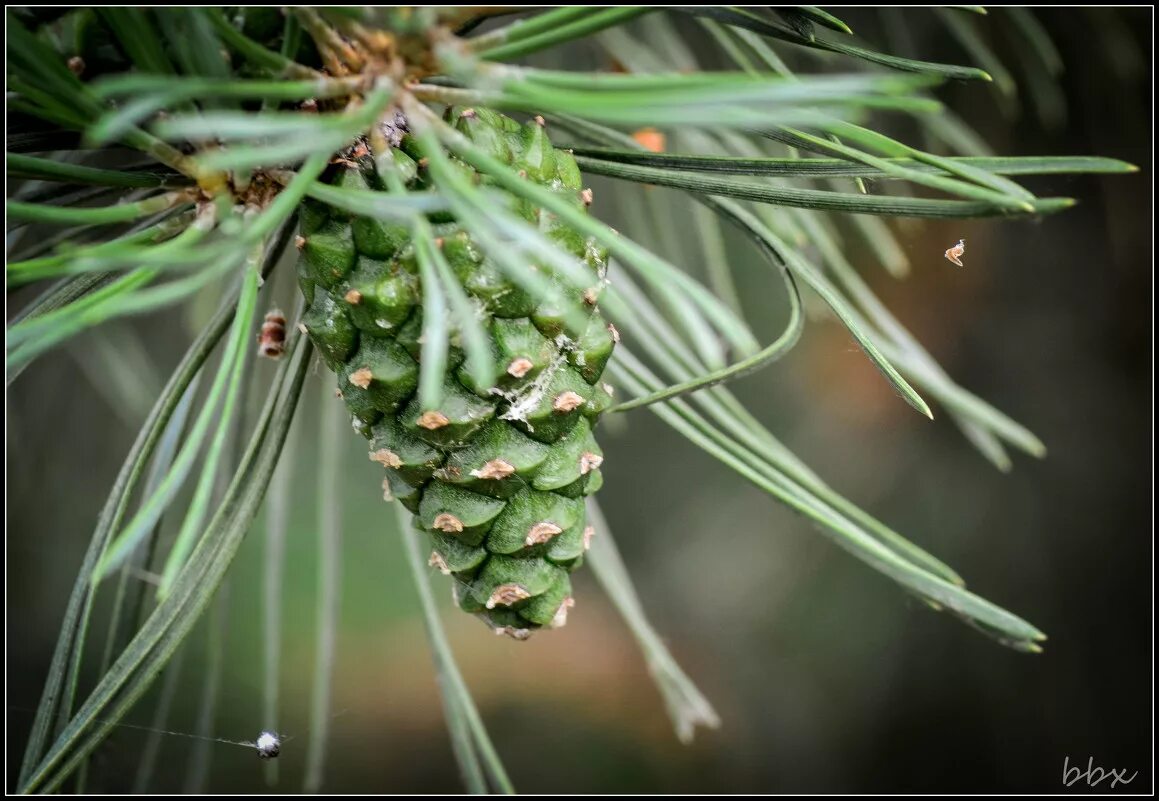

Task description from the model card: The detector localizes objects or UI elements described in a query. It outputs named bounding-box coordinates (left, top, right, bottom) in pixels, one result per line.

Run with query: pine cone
left=298, top=107, right=615, bottom=639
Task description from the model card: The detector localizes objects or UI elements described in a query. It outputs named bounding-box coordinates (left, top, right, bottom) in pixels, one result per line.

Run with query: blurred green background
left=7, top=8, right=1152, bottom=794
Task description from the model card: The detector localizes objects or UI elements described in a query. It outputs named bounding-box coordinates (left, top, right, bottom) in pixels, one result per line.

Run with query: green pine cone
left=298, top=107, right=616, bottom=639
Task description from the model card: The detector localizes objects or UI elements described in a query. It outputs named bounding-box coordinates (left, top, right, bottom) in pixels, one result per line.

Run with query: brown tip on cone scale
left=417, top=410, right=450, bottom=430
left=470, top=459, right=516, bottom=480
left=369, top=448, right=403, bottom=468
left=486, top=583, right=531, bottom=608
left=582, top=525, right=595, bottom=551
left=583, top=287, right=599, bottom=306
left=552, top=391, right=585, bottom=412
left=294, top=235, right=307, bottom=250
left=534, top=114, right=546, bottom=127
left=349, top=367, right=373, bottom=389
left=461, top=108, right=477, bottom=119
left=580, top=187, right=594, bottom=206
left=434, top=237, right=444, bottom=249
left=434, top=465, right=462, bottom=481
left=494, top=625, right=533, bottom=641
left=433, top=513, right=464, bottom=534
left=579, top=452, right=603, bottom=475
left=301, top=98, right=318, bottom=112
left=607, top=323, right=620, bottom=343
left=297, top=322, right=309, bottom=334
left=428, top=551, right=451, bottom=575
left=382, top=477, right=394, bottom=502
left=601, top=382, right=615, bottom=397
left=517, top=169, right=527, bottom=179
left=551, top=596, right=575, bottom=628
left=344, top=288, right=363, bottom=305
left=67, top=56, right=85, bottom=76
left=506, top=357, right=534, bottom=378
left=417, top=157, right=430, bottom=169
left=525, top=521, right=563, bottom=546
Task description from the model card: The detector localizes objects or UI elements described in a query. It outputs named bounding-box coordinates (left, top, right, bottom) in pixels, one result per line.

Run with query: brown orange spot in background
left=632, top=127, right=666, bottom=153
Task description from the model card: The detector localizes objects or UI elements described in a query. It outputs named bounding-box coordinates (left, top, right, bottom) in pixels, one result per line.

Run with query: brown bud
left=525, top=522, right=563, bottom=546
left=552, top=391, right=584, bottom=412
left=418, top=410, right=450, bottom=430
left=433, top=513, right=464, bottom=534
left=344, top=289, right=363, bottom=305
left=349, top=367, right=373, bottom=389
left=506, top=357, right=534, bottom=378
left=369, top=449, right=403, bottom=468
left=486, top=583, right=531, bottom=608
left=579, top=452, right=603, bottom=475
left=470, top=459, right=516, bottom=480
left=257, top=309, right=287, bottom=359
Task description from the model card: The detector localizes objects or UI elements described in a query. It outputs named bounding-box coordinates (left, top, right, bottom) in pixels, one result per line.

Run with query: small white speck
left=255, top=731, right=281, bottom=759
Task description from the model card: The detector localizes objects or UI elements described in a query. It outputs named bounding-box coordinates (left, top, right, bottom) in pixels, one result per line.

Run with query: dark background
left=7, top=7, right=1153, bottom=794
